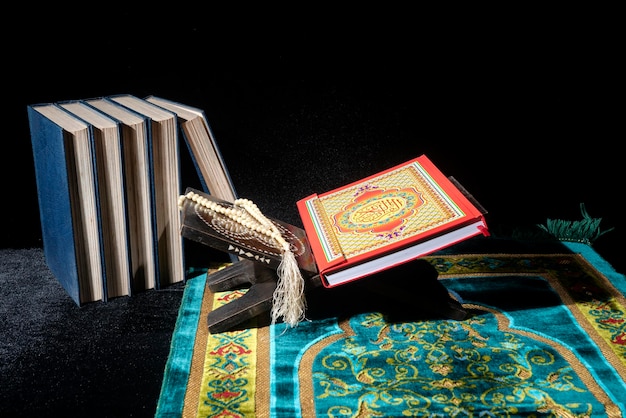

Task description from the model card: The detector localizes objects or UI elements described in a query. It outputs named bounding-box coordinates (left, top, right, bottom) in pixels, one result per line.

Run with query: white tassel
left=271, top=245, right=306, bottom=327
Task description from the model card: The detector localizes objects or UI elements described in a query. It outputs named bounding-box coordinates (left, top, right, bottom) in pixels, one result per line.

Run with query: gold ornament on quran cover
left=178, top=155, right=489, bottom=333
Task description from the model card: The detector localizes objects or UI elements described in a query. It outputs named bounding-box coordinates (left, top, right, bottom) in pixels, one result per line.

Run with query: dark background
left=1, top=8, right=623, bottom=417
left=3, top=11, right=622, bottom=271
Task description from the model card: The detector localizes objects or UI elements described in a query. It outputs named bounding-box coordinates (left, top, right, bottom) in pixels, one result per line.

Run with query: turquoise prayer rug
left=156, top=242, right=626, bottom=417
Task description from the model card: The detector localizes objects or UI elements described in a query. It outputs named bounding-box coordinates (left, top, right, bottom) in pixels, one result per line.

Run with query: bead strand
left=180, top=191, right=285, bottom=246
left=234, top=198, right=290, bottom=252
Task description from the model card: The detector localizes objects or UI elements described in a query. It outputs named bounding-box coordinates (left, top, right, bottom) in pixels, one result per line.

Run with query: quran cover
left=296, top=154, right=489, bottom=287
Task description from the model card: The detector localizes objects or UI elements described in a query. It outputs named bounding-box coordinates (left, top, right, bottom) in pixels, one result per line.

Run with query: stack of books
left=27, top=95, right=237, bottom=305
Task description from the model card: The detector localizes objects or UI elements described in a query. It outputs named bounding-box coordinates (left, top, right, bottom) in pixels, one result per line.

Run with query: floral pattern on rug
left=190, top=252, right=626, bottom=417
left=306, top=254, right=626, bottom=417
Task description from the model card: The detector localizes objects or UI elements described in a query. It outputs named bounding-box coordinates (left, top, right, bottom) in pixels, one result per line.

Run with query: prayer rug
left=156, top=242, right=626, bottom=417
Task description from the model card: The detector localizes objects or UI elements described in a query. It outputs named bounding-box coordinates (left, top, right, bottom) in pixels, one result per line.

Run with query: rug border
left=565, top=242, right=626, bottom=294
left=154, top=271, right=207, bottom=418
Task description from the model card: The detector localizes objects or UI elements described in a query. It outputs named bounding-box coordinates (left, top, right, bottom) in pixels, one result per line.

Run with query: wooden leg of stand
left=206, top=259, right=278, bottom=292
left=204, top=260, right=321, bottom=333
left=207, top=281, right=277, bottom=333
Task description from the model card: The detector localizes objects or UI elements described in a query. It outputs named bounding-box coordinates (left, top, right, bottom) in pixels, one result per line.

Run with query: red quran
left=296, top=155, right=489, bottom=287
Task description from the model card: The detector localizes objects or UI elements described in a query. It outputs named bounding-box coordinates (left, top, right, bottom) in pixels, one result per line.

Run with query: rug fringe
left=537, top=203, right=614, bottom=245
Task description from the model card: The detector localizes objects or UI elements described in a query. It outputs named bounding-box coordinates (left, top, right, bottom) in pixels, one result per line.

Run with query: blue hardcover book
left=84, top=97, right=158, bottom=292
left=58, top=100, right=133, bottom=299
left=143, top=95, right=238, bottom=202
left=143, top=96, right=240, bottom=266
left=27, top=103, right=107, bottom=305
left=107, top=94, right=185, bottom=289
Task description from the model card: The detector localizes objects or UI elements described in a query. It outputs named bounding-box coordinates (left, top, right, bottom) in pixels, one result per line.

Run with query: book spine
left=28, top=106, right=83, bottom=305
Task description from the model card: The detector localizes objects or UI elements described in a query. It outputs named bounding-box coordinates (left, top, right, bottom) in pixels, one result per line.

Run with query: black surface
left=0, top=248, right=184, bottom=417
left=2, top=10, right=623, bottom=417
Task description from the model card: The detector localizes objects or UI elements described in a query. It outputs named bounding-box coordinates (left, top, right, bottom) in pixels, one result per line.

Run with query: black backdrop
left=1, top=9, right=624, bottom=417
left=4, top=12, right=622, bottom=272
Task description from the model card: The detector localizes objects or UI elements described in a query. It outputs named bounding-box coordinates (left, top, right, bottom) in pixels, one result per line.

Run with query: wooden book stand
left=179, top=188, right=466, bottom=333
left=179, top=188, right=320, bottom=333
